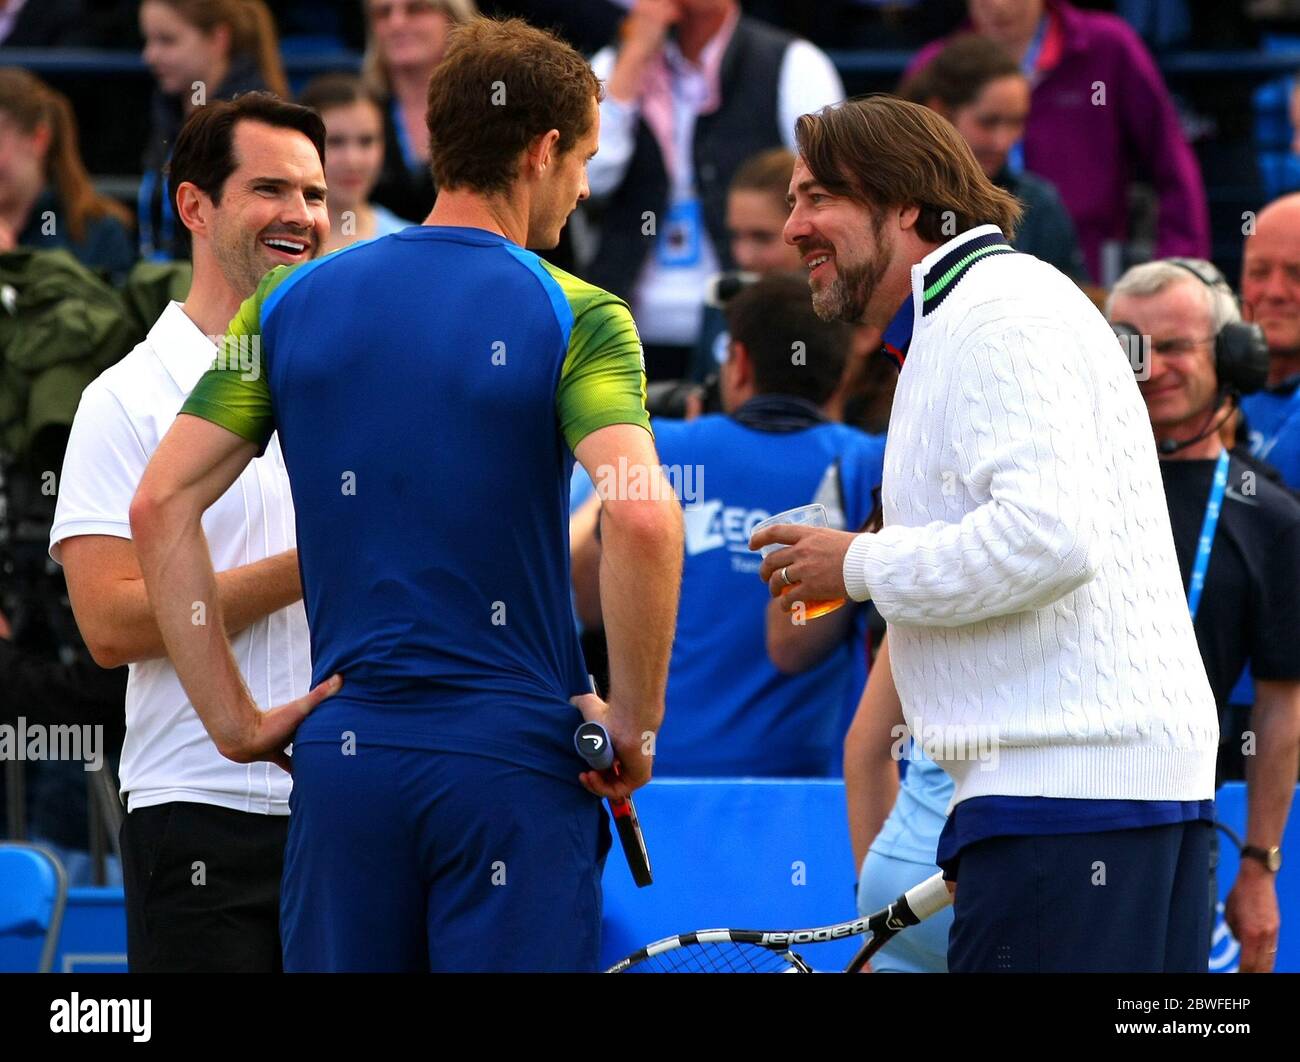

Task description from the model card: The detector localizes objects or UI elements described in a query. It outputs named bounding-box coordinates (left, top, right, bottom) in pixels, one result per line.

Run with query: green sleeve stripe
left=178, top=265, right=294, bottom=451
left=177, top=397, right=268, bottom=446
left=542, top=261, right=651, bottom=453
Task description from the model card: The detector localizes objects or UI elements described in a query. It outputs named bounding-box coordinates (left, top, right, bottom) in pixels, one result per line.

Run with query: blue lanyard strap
left=390, top=97, right=422, bottom=174
left=1021, top=15, right=1048, bottom=78
left=1186, top=449, right=1230, bottom=622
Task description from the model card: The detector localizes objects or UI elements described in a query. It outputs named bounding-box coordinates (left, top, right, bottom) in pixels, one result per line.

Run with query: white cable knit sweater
left=843, top=226, right=1219, bottom=807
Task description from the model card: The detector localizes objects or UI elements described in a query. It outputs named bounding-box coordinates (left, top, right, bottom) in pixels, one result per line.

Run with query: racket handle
left=574, top=721, right=615, bottom=772
left=902, top=871, right=954, bottom=923
left=611, top=797, right=654, bottom=888
left=574, top=720, right=654, bottom=888
left=845, top=872, right=954, bottom=973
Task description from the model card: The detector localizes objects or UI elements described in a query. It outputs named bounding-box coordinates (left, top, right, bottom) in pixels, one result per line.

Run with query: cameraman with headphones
left=1109, top=258, right=1300, bottom=974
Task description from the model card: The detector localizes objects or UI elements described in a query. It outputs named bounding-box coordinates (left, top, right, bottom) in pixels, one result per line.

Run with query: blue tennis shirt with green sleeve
left=183, top=225, right=649, bottom=776
left=180, top=225, right=651, bottom=971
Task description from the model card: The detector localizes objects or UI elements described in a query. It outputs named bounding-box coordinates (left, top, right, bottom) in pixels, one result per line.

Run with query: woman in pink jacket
left=907, top=0, right=1209, bottom=284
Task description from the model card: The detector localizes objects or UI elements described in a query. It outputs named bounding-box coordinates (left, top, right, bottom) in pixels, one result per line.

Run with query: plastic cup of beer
left=751, top=502, right=846, bottom=620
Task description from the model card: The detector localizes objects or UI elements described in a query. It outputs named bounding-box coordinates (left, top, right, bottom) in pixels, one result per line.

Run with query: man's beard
left=212, top=217, right=315, bottom=300
left=811, top=251, right=887, bottom=324
left=809, top=209, right=891, bottom=324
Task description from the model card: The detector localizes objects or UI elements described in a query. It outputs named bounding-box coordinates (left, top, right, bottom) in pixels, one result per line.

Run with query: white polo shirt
left=50, top=301, right=310, bottom=815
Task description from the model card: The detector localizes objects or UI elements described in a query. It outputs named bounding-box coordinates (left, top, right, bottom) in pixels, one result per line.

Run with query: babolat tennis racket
left=606, top=871, right=952, bottom=973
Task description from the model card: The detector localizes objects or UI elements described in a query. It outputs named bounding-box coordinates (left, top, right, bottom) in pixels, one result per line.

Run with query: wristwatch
left=1240, top=845, right=1282, bottom=872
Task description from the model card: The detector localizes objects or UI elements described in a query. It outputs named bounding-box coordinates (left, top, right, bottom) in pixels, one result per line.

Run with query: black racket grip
left=574, top=721, right=615, bottom=771
left=574, top=721, right=654, bottom=887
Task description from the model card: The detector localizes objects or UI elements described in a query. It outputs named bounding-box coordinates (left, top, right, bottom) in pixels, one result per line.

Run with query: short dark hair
left=898, top=35, right=1022, bottom=112
left=795, top=94, right=1022, bottom=243
left=168, top=91, right=326, bottom=210
left=725, top=273, right=852, bottom=405
left=425, top=17, right=601, bottom=195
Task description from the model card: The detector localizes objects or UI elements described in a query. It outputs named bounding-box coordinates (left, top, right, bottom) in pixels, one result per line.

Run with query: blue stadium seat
left=0, top=843, right=69, bottom=973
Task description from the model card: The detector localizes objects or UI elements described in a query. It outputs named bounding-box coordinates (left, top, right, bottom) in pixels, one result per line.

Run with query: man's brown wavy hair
left=426, top=17, right=602, bottom=195
left=795, top=94, right=1022, bottom=242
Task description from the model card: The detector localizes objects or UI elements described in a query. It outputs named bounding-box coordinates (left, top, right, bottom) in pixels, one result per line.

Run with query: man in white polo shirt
left=752, top=96, right=1219, bottom=972
left=50, top=93, right=329, bottom=972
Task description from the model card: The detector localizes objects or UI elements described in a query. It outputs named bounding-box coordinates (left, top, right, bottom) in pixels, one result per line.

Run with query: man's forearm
left=605, top=39, right=657, bottom=105
left=598, top=496, right=683, bottom=741
left=130, top=498, right=259, bottom=759
left=845, top=727, right=900, bottom=874
left=1243, top=682, right=1300, bottom=850
left=81, top=550, right=301, bottom=667
left=766, top=595, right=853, bottom=674
left=844, top=637, right=903, bottom=870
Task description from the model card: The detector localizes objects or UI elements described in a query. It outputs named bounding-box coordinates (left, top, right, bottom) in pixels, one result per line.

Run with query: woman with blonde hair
left=137, top=0, right=288, bottom=259
left=362, top=0, right=477, bottom=223
left=0, top=67, right=135, bottom=282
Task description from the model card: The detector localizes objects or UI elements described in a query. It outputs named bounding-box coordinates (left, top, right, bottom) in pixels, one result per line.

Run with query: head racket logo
left=581, top=732, right=604, bottom=754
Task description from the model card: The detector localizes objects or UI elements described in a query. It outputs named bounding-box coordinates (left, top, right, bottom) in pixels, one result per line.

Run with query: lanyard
left=1021, top=15, right=1048, bottom=80
left=390, top=97, right=422, bottom=174
left=1186, top=449, right=1230, bottom=623
left=137, top=168, right=177, bottom=262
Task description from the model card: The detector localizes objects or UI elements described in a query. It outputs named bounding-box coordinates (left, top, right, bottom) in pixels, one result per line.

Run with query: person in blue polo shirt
left=126, top=19, right=683, bottom=973
left=575, top=272, right=885, bottom=776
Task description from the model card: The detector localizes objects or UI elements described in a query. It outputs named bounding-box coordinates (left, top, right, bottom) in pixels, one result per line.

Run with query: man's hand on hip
left=221, top=673, right=342, bottom=774
left=570, top=691, right=652, bottom=799
left=751, top=524, right=858, bottom=611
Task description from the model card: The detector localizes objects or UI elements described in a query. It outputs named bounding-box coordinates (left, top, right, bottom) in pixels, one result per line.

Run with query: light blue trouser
left=857, top=849, right=950, bottom=973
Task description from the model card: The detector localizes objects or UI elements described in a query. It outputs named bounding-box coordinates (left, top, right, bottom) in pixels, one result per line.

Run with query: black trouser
left=120, top=801, right=288, bottom=972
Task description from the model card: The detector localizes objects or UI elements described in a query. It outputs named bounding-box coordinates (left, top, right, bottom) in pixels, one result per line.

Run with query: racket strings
left=632, top=941, right=803, bottom=974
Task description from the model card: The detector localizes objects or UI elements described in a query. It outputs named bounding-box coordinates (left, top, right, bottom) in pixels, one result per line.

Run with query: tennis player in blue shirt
left=129, top=18, right=683, bottom=972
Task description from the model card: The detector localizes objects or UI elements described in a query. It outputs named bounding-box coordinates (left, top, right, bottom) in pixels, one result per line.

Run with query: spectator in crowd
left=0, top=68, right=136, bottom=283
left=52, top=93, right=322, bottom=971
left=1108, top=258, right=1300, bottom=974
left=686, top=147, right=898, bottom=432
left=1240, top=192, right=1300, bottom=488
left=298, top=74, right=411, bottom=252
left=585, top=0, right=843, bottom=380
left=725, top=149, right=804, bottom=277
left=575, top=273, right=885, bottom=776
left=900, top=34, right=1087, bottom=282
left=138, top=0, right=288, bottom=260
left=907, top=0, right=1210, bottom=284
left=689, top=146, right=804, bottom=381
left=362, top=0, right=477, bottom=225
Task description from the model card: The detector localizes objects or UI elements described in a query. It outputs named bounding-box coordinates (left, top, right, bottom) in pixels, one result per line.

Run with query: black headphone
left=1164, top=258, right=1269, bottom=397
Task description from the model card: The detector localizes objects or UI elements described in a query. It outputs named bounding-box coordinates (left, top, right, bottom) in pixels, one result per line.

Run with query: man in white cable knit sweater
left=751, top=96, right=1219, bottom=972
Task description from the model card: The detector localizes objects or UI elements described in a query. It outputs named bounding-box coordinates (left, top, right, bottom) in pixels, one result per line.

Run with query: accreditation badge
left=657, top=198, right=704, bottom=268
